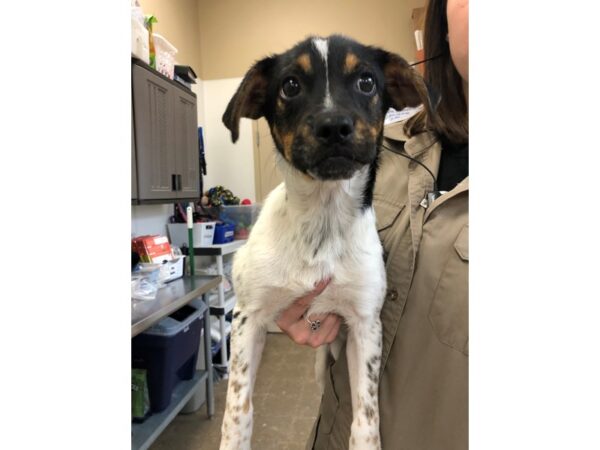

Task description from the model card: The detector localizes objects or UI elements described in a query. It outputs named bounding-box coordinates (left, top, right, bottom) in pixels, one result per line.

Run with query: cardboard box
left=132, top=235, right=173, bottom=263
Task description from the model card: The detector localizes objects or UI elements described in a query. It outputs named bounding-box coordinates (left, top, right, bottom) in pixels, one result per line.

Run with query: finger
left=276, top=304, right=309, bottom=330
left=307, top=314, right=339, bottom=348
left=276, top=279, right=332, bottom=328
left=285, top=319, right=312, bottom=345
left=324, top=315, right=342, bottom=344
left=284, top=314, right=330, bottom=346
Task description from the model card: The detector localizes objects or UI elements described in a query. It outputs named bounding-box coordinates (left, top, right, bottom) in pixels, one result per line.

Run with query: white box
left=167, top=222, right=216, bottom=248
left=131, top=18, right=149, bottom=63
left=161, top=256, right=186, bottom=282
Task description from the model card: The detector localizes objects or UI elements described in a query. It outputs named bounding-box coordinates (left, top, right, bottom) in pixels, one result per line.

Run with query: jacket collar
left=383, top=129, right=468, bottom=252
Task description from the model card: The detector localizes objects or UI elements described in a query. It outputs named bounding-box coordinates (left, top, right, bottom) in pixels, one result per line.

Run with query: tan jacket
left=308, top=129, right=469, bottom=450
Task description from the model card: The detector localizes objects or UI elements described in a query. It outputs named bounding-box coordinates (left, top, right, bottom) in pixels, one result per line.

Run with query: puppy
left=219, top=35, right=427, bottom=450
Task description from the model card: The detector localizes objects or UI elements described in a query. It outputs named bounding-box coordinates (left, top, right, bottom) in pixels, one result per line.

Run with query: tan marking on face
left=297, top=53, right=312, bottom=73
left=277, top=98, right=284, bottom=111
left=242, top=396, right=250, bottom=413
left=370, top=94, right=379, bottom=107
left=368, top=124, right=379, bottom=139
left=355, top=120, right=367, bottom=140
left=281, top=132, right=294, bottom=161
left=344, top=52, right=359, bottom=73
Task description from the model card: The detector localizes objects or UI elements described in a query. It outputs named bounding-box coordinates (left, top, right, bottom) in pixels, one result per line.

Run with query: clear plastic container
left=219, top=205, right=262, bottom=240
left=152, top=33, right=178, bottom=79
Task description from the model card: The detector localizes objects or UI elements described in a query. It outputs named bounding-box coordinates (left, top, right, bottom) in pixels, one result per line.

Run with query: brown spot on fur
left=242, top=396, right=250, bottom=413
left=364, top=405, right=376, bottom=420
left=297, top=53, right=312, bottom=73
left=351, top=437, right=356, bottom=446
left=241, top=363, right=249, bottom=374
left=231, top=380, right=244, bottom=394
left=344, top=52, right=359, bottom=73
left=233, top=415, right=240, bottom=424
left=368, top=384, right=377, bottom=397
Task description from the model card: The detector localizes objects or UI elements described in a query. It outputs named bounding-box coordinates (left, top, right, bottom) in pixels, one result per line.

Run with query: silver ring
left=306, top=315, right=321, bottom=332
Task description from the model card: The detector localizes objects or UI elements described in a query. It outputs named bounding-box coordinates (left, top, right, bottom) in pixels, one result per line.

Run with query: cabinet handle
left=172, top=174, right=177, bottom=191
left=177, top=174, right=182, bottom=191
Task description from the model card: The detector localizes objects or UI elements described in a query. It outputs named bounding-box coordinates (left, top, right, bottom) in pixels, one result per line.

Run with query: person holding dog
left=276, top=0, right=469, bottom=448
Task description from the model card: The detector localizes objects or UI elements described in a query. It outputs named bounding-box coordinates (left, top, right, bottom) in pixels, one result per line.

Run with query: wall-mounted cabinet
left=132, top=59, right=201, bottom=203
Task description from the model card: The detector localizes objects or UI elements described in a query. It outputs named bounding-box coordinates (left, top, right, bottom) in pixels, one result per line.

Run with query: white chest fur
left=232, top=160, right=386, bottom=324
left=222, top=160, right=387, bottom=450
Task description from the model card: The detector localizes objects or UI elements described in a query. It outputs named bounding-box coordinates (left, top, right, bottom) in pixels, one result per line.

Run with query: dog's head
left=223, top=34, right=428, bottom=180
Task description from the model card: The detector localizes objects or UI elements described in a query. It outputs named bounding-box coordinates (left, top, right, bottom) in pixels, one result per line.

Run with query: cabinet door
left=173, top=89, right=200, bottom=198
left=132, top=65, right=177, bottom=200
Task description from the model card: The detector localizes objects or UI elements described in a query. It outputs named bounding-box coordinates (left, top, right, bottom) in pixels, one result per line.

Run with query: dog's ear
left=378, top=51, right=429, bottom=113
left=222, top=57, right=276, bottom=143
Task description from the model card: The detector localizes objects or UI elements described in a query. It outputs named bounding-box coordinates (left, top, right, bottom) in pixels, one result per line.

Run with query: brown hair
left=405, top=0, right=468, bottom=144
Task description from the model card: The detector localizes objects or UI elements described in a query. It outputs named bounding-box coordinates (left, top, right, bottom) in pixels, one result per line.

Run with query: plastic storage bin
left=132, top=304, right=203, bottom=412
left=218, top=205, right=262, bottom=240
left=168, top=222, right=216, bottom=248
left=152, top=33, right=177, bottom=79
left=131, top=17, right=149, bottom=63
left=213, top=222, right=235, bottom=244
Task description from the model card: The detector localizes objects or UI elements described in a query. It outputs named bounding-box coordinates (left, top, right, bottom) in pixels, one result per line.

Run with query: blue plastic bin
left=212, top=222, right=235, bottom=244
left=132, top=304, right=203, bottom=412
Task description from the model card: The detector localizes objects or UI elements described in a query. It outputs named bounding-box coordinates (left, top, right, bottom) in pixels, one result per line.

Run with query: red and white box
left=132, top=235, right=173, bottom=263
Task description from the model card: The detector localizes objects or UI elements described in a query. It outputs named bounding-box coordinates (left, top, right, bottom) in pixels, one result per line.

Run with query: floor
left=151, top=333, right=322, bottom=450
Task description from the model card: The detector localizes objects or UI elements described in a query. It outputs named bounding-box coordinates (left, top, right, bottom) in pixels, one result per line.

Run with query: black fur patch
left=223, top=34, right=425, bottom=191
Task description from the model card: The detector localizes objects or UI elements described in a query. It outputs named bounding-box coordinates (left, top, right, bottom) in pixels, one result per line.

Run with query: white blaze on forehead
left=312, top=37, right=333, bottom=109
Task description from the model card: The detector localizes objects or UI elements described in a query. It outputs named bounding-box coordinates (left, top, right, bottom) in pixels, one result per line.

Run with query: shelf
left=132, top=370, right=209, bottom=450
left=188, top=239, right=247, bottom=256
left=208, top=291, right=236, bottom=316
left=131, top=275, right=221, bottom=338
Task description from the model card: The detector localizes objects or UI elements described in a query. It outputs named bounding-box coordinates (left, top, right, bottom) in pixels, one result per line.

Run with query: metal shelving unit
left=188, top=240, right=246, bottom=377
left=132, top=371, right=208, bottom=450
left=131, top=275, right=221, bottom=450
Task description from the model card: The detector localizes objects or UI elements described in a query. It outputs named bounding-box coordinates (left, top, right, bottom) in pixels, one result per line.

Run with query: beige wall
left=197, top=0, right=426, bottom=80
left=139, top=0, right=203, bottom=76
left=136, top=0, right=426, bottom=80
left=133, top=0, right=426, bottom=203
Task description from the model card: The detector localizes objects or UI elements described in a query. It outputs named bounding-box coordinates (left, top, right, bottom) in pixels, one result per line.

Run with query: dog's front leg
left=346, top=315, right=383, bottom=450
left=219, top=308, right=266, bottom=450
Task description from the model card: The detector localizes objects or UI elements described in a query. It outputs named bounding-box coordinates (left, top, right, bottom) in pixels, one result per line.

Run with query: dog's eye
left=357, top=73, right=376, bottom=95
left=281, top=77, right=301, bottom=99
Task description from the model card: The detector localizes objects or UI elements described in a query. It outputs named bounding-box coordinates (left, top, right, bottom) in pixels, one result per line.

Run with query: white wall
left=193, top=79, right=205, bottom=127
left=202, top=77, right=256, bottom=202
left=131, top=204, right=173, bottom=238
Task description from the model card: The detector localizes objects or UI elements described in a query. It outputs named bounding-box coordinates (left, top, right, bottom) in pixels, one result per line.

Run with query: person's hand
left=276, top=279, right=342, bottom=348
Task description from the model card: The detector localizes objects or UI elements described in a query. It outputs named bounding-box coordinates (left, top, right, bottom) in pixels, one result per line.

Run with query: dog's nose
left=314, top=113, right=354, bottom=144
